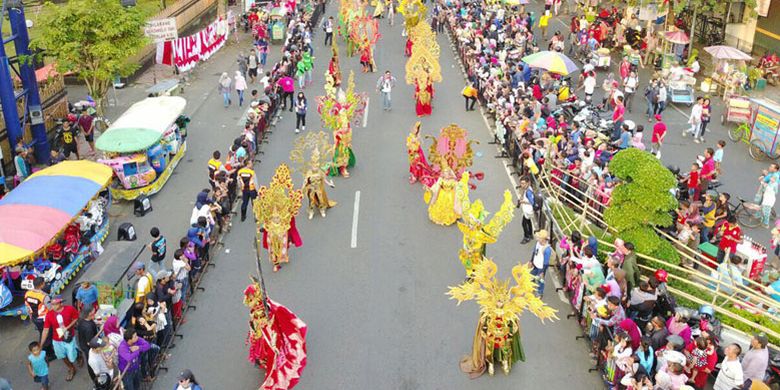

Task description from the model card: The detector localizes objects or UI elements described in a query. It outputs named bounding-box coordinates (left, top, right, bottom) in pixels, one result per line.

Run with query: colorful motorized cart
left=0, top=161, right=112, bottom=318
left=77, top=241, right=145, bottom=321
left=270, top=7, right=287, bottom=43
left=722, top=94, right=752, bottom=126
left=96, top=96, right=188, bottom=200
left=729, top=98, right=780, bottom=160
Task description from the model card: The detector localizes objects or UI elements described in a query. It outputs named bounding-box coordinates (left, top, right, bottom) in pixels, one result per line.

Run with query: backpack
left=533, top=190, right=544, bottom=211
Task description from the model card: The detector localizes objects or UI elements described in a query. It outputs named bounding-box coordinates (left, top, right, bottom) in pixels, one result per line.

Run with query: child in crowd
left=26, top=341, right=49, bottom=390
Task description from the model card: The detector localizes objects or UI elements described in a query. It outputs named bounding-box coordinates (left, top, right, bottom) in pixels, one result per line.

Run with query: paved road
left=1, top=3, right=777, bottom=390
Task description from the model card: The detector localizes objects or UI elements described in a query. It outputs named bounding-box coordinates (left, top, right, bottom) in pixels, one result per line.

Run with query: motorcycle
left=766, top=351, right=780, bottom=386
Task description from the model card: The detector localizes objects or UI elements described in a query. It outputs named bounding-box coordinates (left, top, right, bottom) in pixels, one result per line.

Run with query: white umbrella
left=703, top=45, right=752, bottom=61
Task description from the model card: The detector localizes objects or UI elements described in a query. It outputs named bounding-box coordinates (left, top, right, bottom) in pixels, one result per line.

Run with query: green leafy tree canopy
left=31, top=0, right=148, bottom=112
left=604, top=149, right=678, bottom=259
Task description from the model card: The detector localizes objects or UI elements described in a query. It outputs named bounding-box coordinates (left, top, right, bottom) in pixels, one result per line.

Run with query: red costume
left=415, top=78, right=433, bottom=117
left=405, top=38, right=413, bottom=57
left=262, top=216, right=303, bottom=250
left=244, top=284, right=308, bottom=390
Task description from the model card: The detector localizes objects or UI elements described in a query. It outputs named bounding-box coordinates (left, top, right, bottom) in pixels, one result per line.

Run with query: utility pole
left=0, top=0, right=49, bottom=164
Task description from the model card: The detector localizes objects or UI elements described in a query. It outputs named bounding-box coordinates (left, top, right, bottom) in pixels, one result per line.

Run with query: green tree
left=31, top=0, right=148, bottom=113
left=603, top=148, right=679, bottom=262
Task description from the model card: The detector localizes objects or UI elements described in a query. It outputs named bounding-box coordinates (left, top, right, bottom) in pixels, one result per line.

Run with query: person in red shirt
left=40, top=295, right=81, bottom=381
left=717, top=215, right=742, bottom=264
left=77, top=108, right=95, bottom=153
left=650, top=114, right=666, bottom=156
left=686, top=162, right=700, bottom=201
left=699, top=147, right=716, bottom=194
left=612, top=96, right=625, bottom=141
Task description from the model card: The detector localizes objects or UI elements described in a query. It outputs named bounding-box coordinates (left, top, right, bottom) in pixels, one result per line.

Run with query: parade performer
left=457, top=190, right=515, bottom=275
left=448, top=260, right=558, bottom=378
left=425, top=168, right=470, bottom=226
left=405, top=20, right=441, bottom=117
left=414, top=71, right=434, bottom=116
left=425, top=123, right=481, bottom=187
left=405, top=37, right=413, bottom=57
left=243, top=277, right=308, bottom=390
left=316, top=72, right=367, bottom=178
left=330, top=119, right=355, bottom=177
left=253, top=164, right=303, bottom=272
left=327, top=42, right=342, bottom=88
left=290, top=131, right=338, bottom=219
left=350, top=16, right=380, bottom=73
left=406, top=121, right=434, bottom=185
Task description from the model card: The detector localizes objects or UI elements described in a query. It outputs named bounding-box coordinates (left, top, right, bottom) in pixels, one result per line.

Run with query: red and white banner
left=156, top=18, right=228, bottom=72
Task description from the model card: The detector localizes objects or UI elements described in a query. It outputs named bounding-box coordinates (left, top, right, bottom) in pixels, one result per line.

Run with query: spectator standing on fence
left=172, top=250, right=192, bottom=307
left=529, top=230, right=552, bottom=297
left=714, top=344, right=744, bottom=390
left=118, top=329, right=150, bottom=390
left=518, top=177, right=535, bottom=244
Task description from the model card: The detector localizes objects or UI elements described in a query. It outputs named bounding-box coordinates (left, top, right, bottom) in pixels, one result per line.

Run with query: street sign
left=145, top=18, right=178, bottom=43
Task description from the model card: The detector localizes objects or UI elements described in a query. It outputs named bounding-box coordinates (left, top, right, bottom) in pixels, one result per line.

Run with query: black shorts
left=84, top=132, right=94, bottom=142
left=63, top=142, right=77, bottom=157
left=248, top=68, right=258, bottom=77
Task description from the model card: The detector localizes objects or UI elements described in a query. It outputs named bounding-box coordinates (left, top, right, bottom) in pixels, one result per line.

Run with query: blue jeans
left=237, top=89, right=244, bottom=106
left=612, top=120, right=623, bottom=141
left=222, top=92, right=230, bottom=107
left=148, top=260, right=164, bottom=278
left=298, top=74, right=305, bottom=89
left=646, top=97, right=654, bottom=117
left=260, top=52, right=267, bottom=66
left=123, top=369, right=141, bottom=390
left=382, top=91, right=392, bottom=109
left=530, top=265, right=548, bottom=296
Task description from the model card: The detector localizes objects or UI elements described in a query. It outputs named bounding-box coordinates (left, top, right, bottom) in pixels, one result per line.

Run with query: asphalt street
left=1, top=1, right=777, bottom=390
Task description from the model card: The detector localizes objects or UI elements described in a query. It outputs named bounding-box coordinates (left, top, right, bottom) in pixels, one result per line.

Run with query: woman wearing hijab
left=294, top=92, right=307, bottom=134
left=102, top=316, right=124, bottom=349
left=234, top=71, right=247, bottom=107
left=218, top=72, right=232, bottom=107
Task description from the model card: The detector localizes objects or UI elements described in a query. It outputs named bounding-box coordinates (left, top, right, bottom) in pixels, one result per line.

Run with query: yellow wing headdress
left=290, top=131, right=333, bottom=177
left=399, top=0, right=427, bottom=29
left=254, top=164, right=303, bottom=239
left=405, top=20, right=441, bottom=85
left=447, top=258, right=558, bottom=323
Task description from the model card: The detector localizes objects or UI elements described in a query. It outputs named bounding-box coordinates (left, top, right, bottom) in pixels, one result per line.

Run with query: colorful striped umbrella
left=521, top=51, right=578, bottom=75
left=703, top=45, right=752, bottom=61
left=0, top=161, right=113, bottom=265
left=664, top=30, right=690, bottom=44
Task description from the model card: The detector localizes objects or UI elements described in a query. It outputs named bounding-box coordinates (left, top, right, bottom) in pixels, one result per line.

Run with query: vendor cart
left=666, top=66, right=696, bottom=106
left=730, top=98, right=780, bottom=161
left=77, top=241, right=145, bottom=321
left=269, top=7, right=287, bottom=44
left=669, top=80, right=694, bottom=106
left=721, top=94, right=751, bottom=126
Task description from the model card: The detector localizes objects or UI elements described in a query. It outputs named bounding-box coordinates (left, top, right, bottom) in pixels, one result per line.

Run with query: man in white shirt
left=323, top=16, right=334, bottom=46
left=376, top=71, right=397, bottom=111
left=581, top=72, right=596, bottom=103
left=683, top=96, right=704, bottom=143
left=714, top=344, right=744, bottom=390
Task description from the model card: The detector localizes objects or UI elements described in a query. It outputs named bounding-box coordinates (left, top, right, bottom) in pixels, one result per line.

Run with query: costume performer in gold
left=290, top=131, right=338, bottom=219
left=457, top=190, right=515, bottom=275
left=426, top=168, right=470, bottom=226
left=253, top=164, right=303, bottom=272
left=448, top=260, right=558, bottom=378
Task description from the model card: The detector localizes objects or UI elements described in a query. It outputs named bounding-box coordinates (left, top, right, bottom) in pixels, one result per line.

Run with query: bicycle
left=730, top=197, right=776, bottom=228
left=728, top=122, right=779, bottom=161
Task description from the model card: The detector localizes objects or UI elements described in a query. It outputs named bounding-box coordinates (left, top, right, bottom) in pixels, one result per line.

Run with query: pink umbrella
left=664, top=31, right=690, bottom=44
left=703, top=45, right=752, bottom=61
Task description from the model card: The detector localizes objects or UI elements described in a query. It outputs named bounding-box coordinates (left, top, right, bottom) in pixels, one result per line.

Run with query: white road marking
left=351, top=190, right=361, bottom=248
left=362, top=97, right=370, bottom=128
